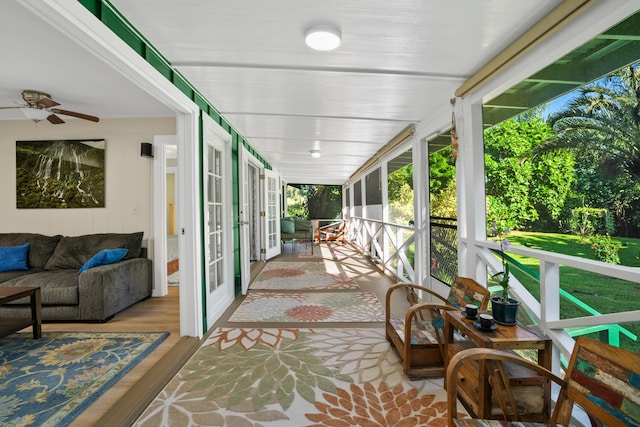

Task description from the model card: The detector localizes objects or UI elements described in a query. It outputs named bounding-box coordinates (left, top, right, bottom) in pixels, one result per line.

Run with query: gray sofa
left=280, top=217, right=314, bottom=242
left=0, top=232, right=152, bottom=322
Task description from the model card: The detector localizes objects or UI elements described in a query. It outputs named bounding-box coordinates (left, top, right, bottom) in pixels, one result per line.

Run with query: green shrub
left=569, top=207, right=614, bottom=236
left=589, top=234, right=621, bottom=264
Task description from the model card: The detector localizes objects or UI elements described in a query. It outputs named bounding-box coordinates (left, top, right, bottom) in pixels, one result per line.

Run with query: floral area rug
left=228, top=291, right=384, bottom=322
left=134, top=328, right=467, bottom=426
left=0, top=331, right=168, bottom=427
left=298, top=244, right=360, bottom=260
left=250, top=261, right=359, bottom=290
left=297, top=244, right=323, bottom=258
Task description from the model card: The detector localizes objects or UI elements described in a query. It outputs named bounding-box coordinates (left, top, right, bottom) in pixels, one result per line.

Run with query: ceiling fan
left=0, top=90, right=99, bottom=124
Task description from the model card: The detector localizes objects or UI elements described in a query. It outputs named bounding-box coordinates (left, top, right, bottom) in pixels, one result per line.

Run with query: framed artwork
left=16, top=139, right=106, bottom=209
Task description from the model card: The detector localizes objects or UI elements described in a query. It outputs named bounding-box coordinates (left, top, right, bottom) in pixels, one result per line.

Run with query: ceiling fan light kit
left=305, top=25, right=341, bottom=51
left=0, top=89, right=99, bottom=124
left=21, top=108, right=51, bottom=122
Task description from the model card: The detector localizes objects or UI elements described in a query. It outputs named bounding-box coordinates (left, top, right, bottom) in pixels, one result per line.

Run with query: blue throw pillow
left=78, top=248, right=128, bottom=274
left=280, top=217, right=295, bottom=234
left=0, top=243, right=30, bottom=272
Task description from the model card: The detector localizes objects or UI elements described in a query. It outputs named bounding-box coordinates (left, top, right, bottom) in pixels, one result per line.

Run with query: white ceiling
left=1, top=0, right=566, bottom=185
left=0, top=2, right=174, bottom=122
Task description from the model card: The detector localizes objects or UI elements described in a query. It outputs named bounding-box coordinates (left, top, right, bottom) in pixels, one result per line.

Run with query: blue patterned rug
left=0, top=331, right=168, bottom=426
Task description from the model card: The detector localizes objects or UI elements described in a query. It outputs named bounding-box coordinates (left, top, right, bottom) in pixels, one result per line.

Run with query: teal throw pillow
left=280, top=217, right=295, bottom=234
left=0, top=243, right=30, bottom=272
left=78, top=248, right=128, bottom=274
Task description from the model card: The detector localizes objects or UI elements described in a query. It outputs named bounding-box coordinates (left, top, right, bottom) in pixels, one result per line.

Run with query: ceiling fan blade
left=47, top=114, right=65, bottom=124
left=50, top=108, right=99, bottom=122
left=0, top=106, right=23, bottom=110
left=36, top=97, right=60, bottom=109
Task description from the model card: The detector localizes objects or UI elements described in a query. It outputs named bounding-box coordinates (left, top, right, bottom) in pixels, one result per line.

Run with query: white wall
left=0, top=118, right=176, bottom=249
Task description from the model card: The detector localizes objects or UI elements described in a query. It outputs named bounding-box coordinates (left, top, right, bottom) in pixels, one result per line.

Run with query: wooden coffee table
left=444, top=310, right=551, bottom=421
left=0, top=287, right=42, bottom=339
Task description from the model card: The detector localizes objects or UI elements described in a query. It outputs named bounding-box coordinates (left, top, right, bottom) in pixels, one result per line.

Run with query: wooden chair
left=316, top=220, right=347, bottom=244
left=446, top=336, right=640, bottom=427
left=385, top=276, right=490, bottom=379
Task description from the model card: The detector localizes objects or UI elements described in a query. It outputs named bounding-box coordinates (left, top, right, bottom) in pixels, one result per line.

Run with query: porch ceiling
left=107, top=0, right=566, bottom=185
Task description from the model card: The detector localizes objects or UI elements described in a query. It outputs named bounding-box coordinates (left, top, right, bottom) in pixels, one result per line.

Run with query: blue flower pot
left=491, top=296, right=520, bottom=325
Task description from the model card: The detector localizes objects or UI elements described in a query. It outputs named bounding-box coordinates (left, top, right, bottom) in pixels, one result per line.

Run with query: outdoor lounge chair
left=385, top=277, right=490, bottom=379
left=446, top=335, right=640, bottom=427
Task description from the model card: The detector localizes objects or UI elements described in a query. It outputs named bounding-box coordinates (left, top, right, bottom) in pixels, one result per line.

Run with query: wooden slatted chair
left=385, top=276, right=490, bottom=379
left=446, top=336, right=640, bottom=427
left=316, top=219, right=347, bottom=244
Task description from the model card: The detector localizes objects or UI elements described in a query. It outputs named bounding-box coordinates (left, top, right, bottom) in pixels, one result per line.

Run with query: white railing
left=345, top=216, right=639, bottom=367
left=347, top=216, right=416, bottom=283
left=473, top=238, right=640, bottom=364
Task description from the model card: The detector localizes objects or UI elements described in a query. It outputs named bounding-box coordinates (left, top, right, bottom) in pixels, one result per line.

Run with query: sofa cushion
left=0, top=270, right=38, bottom=283
left=0, top=270, right=79, bottom=305
left=45, top=232, right=143, bottom=270
left=0, top=233, right=62, bottom=269
left=78, top=248, right=128, bottom=273
left=281, top=217, right=295, bottom=234
left=293, top=218, right=312, bottom=231
left=0, top=243, right=30, bottom=272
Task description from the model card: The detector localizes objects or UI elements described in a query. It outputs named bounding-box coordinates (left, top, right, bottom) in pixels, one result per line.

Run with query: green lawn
left=504, top=231, right=640, bottom=353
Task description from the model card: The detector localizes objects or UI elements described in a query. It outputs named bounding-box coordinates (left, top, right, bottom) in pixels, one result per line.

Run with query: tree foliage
left=388, top=164, right=415, bottom=225
left=388, top=164, right=413, bottom=202
left=484, top=117, right=575, bottom=231
left=429, top=147, right=456, bottom=195
left=307, top=185, right=342, bottom=219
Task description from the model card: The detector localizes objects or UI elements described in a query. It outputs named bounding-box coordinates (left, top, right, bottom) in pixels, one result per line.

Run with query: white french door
left=238, top=145, right=257, bottom=295
left=202, top=115, right=233, bottom=328
left=262, top=169, right=281, bottom=260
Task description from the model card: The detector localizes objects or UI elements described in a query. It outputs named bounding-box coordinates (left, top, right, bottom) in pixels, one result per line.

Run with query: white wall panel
left=0, top=118, right=175, bottom=251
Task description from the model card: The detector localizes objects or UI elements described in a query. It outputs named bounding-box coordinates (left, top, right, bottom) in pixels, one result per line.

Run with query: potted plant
left=489, top=227, right=520, bottom=325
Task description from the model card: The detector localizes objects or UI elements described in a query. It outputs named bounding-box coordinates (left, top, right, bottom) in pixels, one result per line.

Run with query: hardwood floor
left=40, top=286, right=188, bottom=427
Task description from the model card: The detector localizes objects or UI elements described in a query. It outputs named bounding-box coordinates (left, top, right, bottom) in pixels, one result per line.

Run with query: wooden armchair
left=316, top=220, right=347, bottom=244
left=385, top=276, right=490, bottom=379
left=446, top=336, right=640, bottom=427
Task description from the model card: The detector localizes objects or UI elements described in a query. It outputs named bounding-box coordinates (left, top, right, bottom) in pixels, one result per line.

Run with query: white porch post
left=413, top=136, right=430, bottom=288
left=381, top=162, right=390, bottom=271
left=457, top=97, right=487, bottom=283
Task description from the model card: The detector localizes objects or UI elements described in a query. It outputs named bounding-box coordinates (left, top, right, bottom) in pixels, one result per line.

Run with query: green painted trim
left=209, top=108, right=222, bottom=124
left=172, top=70, right=194, bottom=99
left=102, top=6, right=144, bottom=54
left=231, top=132, right=242, bottom=295
left=146, top=49, right=173, bottom=80
left=193, top=92, right=209, bottom=112
left=77, top=0, right=101, bottom=17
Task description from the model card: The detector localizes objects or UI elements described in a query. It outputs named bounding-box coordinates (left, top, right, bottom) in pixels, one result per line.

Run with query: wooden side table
left=444, top=310, right=551, bottom=422
left=0, top=287, right=42, bottom=339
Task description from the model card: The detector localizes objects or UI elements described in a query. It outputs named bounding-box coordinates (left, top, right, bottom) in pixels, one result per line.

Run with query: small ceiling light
left=310, top=149, right=321, bottom=159
left=305, top=25, right=341, bottom=51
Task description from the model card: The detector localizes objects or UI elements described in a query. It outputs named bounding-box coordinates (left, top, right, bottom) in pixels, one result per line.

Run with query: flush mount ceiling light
left=305, top=25, right=341, bottom=51
left=310, top=149, right=321, bottom=159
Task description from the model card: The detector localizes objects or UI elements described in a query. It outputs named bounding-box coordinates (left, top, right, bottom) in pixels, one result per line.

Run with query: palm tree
left=541, top=64, right=640, bottom=235
left=545, top=64, right=640, bottom=181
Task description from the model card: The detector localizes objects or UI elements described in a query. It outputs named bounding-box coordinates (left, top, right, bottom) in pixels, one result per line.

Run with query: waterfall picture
left=16, top=139, right=105, bottom=209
